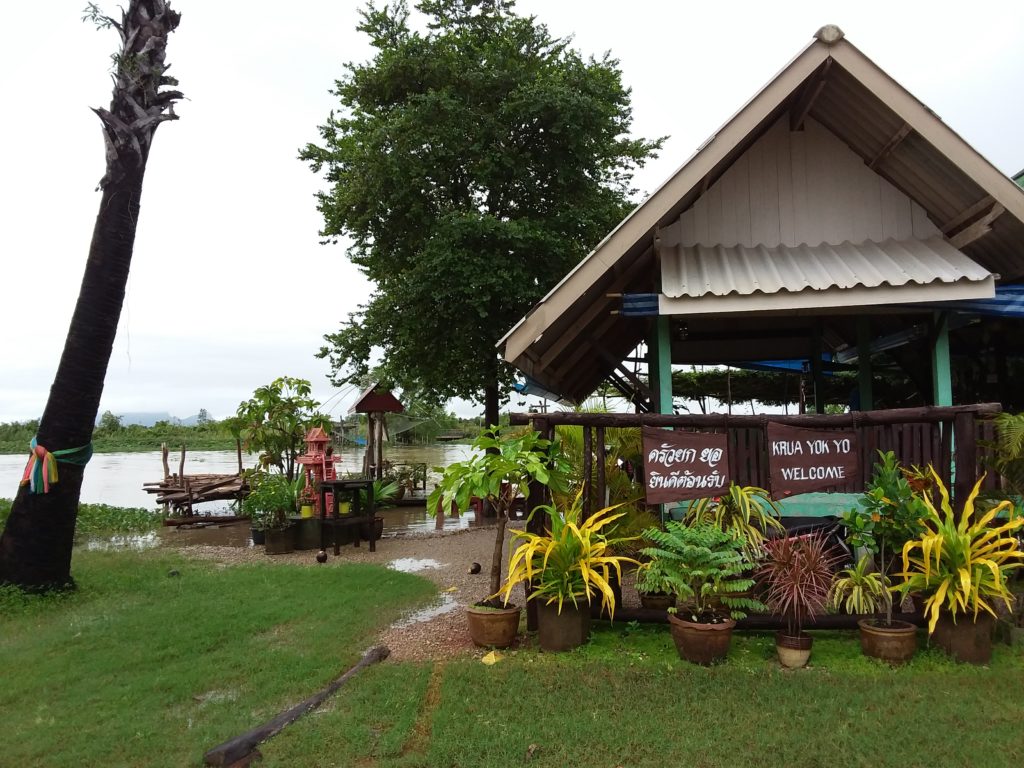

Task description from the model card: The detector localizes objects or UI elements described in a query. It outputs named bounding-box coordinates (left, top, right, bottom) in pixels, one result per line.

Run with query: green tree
left=235, top=377, right=331, bottom=481
left=302, top=0, right=662, bottom=426
left=96, top=411, right=123, bottom=434
left=0, top=1, right=182, bottom=591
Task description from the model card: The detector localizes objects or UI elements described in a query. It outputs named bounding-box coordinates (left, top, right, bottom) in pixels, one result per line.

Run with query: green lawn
left=3, top=552, right=1023, bottom=767
left=0, top=550, right=435, bottom=768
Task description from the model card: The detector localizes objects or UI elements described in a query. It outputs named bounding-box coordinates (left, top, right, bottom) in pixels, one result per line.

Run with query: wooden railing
left=511, top=403, right=1004, bottom=513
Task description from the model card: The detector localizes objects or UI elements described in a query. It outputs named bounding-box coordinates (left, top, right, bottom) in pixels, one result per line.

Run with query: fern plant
left=639, top=521, right=765, bottom=622
left=987, top=412, right=1024, bottom=498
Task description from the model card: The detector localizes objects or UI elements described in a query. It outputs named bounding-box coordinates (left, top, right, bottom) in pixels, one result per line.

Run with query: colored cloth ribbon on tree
left=20, top=438, right=94, bottom=494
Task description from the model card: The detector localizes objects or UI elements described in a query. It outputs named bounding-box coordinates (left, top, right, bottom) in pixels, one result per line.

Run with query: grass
left=0, top=549, right=436, bottom=768
left=3, top=552, right=1023, bottom=768
left=261, top=621, right=1024, bottom=768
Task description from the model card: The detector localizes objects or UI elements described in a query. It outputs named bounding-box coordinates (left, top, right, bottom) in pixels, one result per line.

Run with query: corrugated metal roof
left=661, top=237, right=991, bottom=299
left=500, top=31, right=1024, bottom=404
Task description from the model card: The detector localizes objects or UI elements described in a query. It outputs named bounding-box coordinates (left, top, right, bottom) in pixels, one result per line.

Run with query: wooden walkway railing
left=511, top=403, right=1004, bottom=514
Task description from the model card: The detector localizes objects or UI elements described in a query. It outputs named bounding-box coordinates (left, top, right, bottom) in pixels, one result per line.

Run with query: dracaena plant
left=497, top=492, right=638, bottom=619
left=893, top=470, right=1024, bottom=635
left=758, top=532, right=842, bottom=637
left=828, top=555, right=891, bottom=616
left=684, top=484, right=783, bottom=561
left=638, top=521, right=765, bottom=622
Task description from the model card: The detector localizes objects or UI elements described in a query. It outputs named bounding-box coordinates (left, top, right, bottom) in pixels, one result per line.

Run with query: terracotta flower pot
left=536, top=601, right=591, bottom=651
left=640, top=592, right=677, bottom=611
left=466, top=604, right=521, bottom=648
left=668, top=614, right=736, bottom=665
left=931, top=612, right=994, bottom=664
left=775, top=632, right=812, bottom=668
left=857, top=618, right=917, bottom=664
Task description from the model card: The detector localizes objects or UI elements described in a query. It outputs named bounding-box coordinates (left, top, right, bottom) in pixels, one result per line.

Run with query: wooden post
left=857, top=317, right=873, bottom=411
left=236, top=439, right=243, bottom=475
left=161, top=443, right=170, bottom=479
left=375, top=413, right=384, bottom=480
left=953, top=411, right=977, bottom=510
left=178, top=445, right=186, bottom=487
left=582, top=425, right=593, bottom=519
left=595, top=427, right=607, bottom=508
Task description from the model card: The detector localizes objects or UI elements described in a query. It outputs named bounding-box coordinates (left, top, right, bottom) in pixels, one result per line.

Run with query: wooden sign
left=642, top=427, right=729, bottom=504
left=767, top=423, right=859, bottom=497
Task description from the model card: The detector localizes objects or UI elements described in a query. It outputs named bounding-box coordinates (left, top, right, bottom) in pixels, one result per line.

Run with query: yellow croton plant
left=496, top=491, right=638, bottom=618
left=893, top=469, right=1024, bottom=634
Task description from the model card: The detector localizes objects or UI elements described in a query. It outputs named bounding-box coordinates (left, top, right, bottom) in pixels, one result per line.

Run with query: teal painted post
left=931, top=311, right=953, bottom=406
left=654, top=316, right=673, bottom=415
left=857, top=317, right=873, bottom=411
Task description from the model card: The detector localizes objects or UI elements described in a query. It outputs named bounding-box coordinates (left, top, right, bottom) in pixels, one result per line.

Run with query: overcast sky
left=1, top=0, right=1022, bottom=424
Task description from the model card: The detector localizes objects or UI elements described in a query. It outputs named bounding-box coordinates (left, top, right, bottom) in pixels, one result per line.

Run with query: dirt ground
left=177, top=521, right=640, bottom=662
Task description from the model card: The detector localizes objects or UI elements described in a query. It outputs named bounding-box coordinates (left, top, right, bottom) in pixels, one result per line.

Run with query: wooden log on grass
left=203, top=645, right=391, bottom=767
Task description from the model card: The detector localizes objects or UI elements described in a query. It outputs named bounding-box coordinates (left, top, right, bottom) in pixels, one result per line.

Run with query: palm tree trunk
left=0, top=1, right=181, bottom=591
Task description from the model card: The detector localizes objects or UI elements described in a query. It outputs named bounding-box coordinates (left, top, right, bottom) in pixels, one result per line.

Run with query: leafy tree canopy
left=235, top=376, right=331, bottom=480
left=301, top=0, right=663, bottom=420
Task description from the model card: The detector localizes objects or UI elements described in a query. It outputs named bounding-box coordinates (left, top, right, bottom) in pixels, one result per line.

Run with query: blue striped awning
left=621, top=293, right=659, bottom=316
left=934, top=284, right=1024, bottom=318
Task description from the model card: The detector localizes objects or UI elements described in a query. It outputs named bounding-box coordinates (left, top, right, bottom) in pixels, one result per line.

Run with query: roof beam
left=949, top=203, right=1006, bottom=249
left=867, top=122, right=911, bottom=169
left=790, top=59, right=832, bottom=131
left=940, top=195, right=996, bottom=235
left=537, top=248, right=652, bottom=368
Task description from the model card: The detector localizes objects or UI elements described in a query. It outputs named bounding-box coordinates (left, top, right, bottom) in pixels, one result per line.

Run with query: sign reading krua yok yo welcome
left=642, top=427, right=730, bottom=504
left=767, top=422, right=860, bottom=497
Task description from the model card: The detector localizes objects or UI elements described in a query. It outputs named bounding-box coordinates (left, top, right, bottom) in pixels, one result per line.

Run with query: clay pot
left=668, top=614, right=736, bottom=665
left=250, top=527, right=266, bottom=546
left=640, top=592, right=677, bottom=611
left=857, top=618, right=917, bottom=664
left=931, top=612, right=994, bottom=664
left=466, top=604, right=521, bottom=648
left=264, top=526, right=295, bottom=555
left=537, top=601, right=591, bottom=651
left=775, top=632, right=812, bottom=668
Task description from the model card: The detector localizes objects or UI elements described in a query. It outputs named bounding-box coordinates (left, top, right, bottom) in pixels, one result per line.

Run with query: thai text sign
left=767, top=423, right=859, bottom=497
left=642, top=427, right=729, bottom=504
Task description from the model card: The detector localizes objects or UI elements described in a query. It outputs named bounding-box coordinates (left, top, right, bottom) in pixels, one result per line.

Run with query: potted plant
left=892, top=470, right=1024, bottom=664
left=498, top=492, right=638, bottom=651
left=684, top=484, right=784, bottom=560
left=758, top=532, right=842, bottom=668
left=428, top=427, right=569, bottom=648
left=242, top=471, right=297, bottom=555
left=828, top=555, right=915, bottom=663
left=839, top=452, right=927, bottom=662
left=638, top=521, right=763, bottom=665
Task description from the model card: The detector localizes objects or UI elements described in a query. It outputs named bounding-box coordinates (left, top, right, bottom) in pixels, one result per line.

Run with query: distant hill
left=95, top=411, right=212, bottom=427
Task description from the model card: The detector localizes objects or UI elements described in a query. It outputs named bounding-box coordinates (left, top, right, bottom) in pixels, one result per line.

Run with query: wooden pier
left=143, top=443, right=249, bottom=523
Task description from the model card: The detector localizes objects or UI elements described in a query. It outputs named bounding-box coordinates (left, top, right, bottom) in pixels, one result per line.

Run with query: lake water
left=0, top=444, right=474, bottom=511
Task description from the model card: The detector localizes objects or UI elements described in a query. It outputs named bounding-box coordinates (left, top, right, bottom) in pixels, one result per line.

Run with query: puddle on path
left=388, top=557, right=443, bottom=573
left=390, top=593, right=460, bottom=628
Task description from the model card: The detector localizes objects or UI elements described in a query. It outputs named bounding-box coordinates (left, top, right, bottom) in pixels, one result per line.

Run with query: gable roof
left=348, top=382, right=405, bottom=414
left=500, top=27, right=1024, bottom=403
